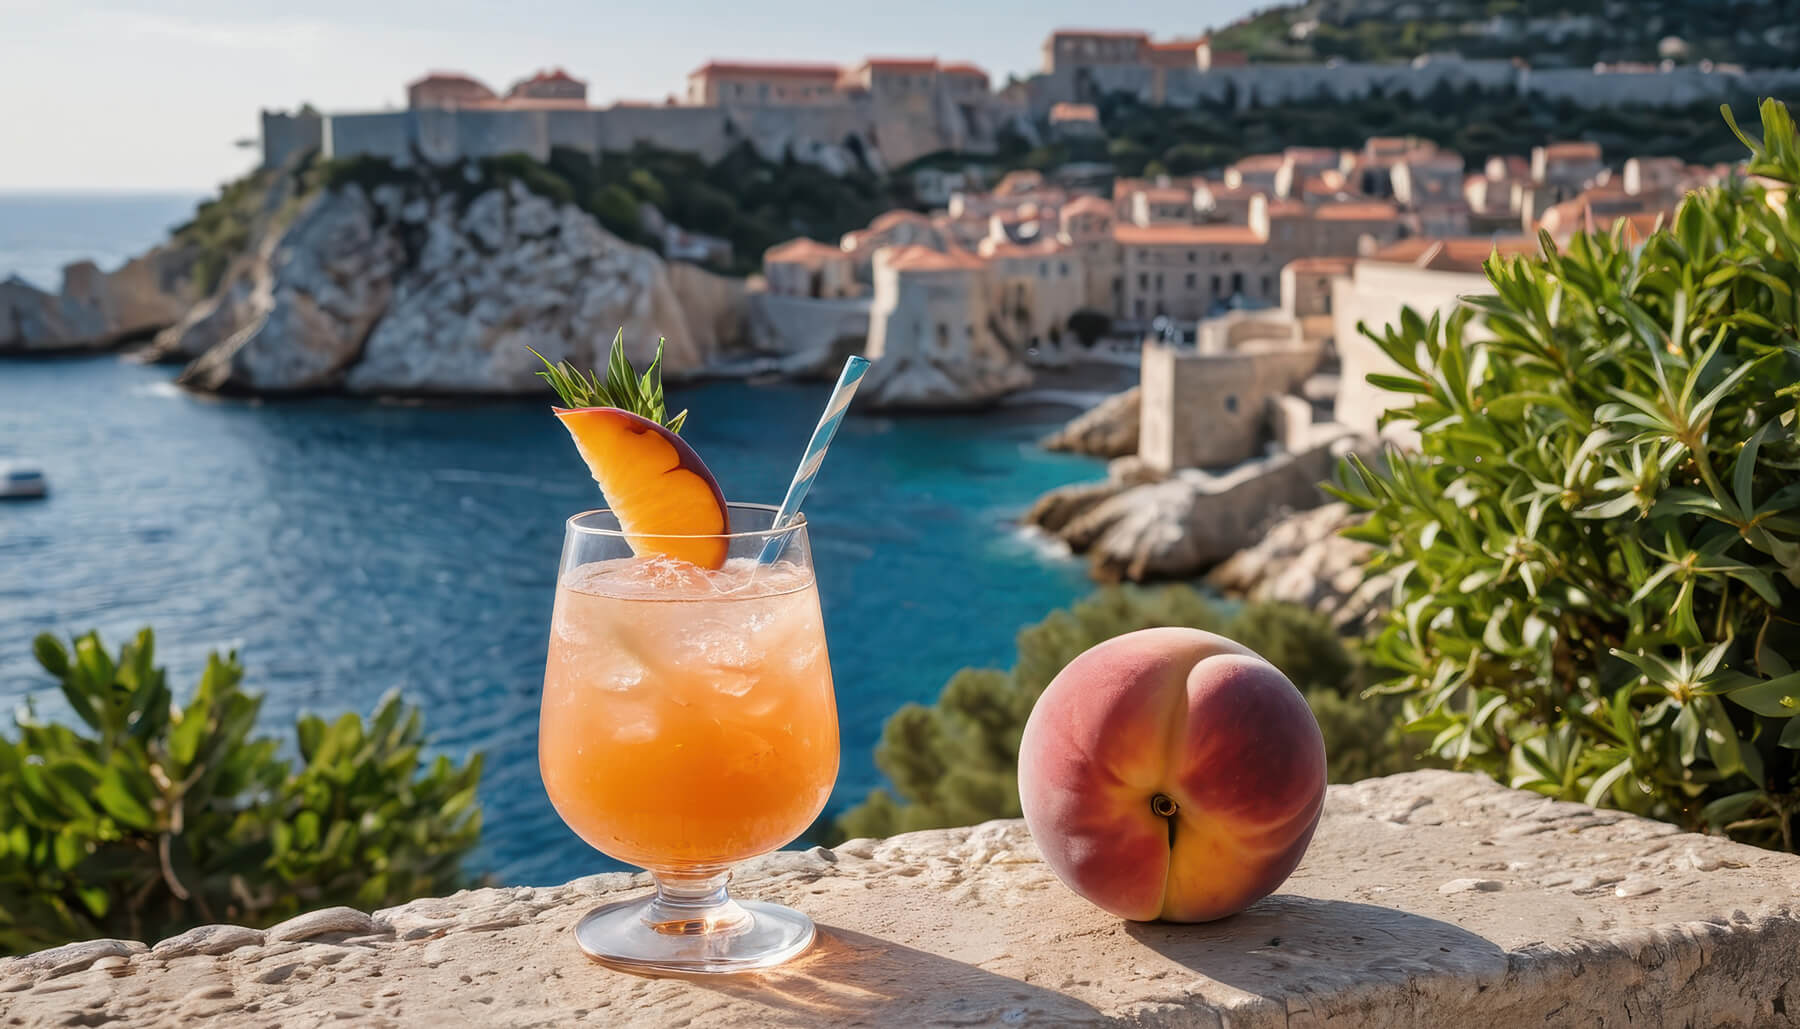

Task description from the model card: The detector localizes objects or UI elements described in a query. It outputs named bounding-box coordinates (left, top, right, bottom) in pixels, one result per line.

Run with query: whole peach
left=1017, top=627, right=1326, bottom=922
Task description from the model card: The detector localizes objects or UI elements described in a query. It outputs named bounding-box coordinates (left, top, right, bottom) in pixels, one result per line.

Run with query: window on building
left=1260, top=275, right=1272, bottom=296
left=1135, top=299, right=1146, bottom=317
left=1231, top=272, right=1244, bottom=294
left=1185, top=272, right=1196, bottom=288
left=1059, top=262, right=1069, bottom=277
left=1155, top=273, right=1164, bottom=292
left=1210, top=274, right=1221, bottom=294
left=1225, top=395, right=1238, bottom=413
left=1220, top=251, right=1231, bottom=262
left=1187, top=250, right=1197, bottom=262
left=1039, top=262, right=1050, bottom=277
left=1138, top=272, right=1148, bottom=289
left=937, top=323, right=949, bottom=349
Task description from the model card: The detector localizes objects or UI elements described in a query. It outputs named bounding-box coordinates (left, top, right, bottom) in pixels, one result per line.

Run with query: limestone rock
left=1028, top=430, right=1359, bottom=581
left=861, top=350, right=1032, bottom=410
left=1042, top=386, right=1140, bottom=458
left=1207, top=501, right=1392, bottom=633
left=175, top=178, right=726, bottom=395
left=5, top=771, right=1800, bottom=1026
left=0, top=246, right=193, bottom=352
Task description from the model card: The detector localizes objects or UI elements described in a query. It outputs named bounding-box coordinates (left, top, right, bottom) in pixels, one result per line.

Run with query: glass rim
left=564, top=502, right=806, bottom=542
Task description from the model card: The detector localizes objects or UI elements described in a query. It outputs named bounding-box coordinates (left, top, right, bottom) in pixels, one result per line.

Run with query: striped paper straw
left=758, top=355, right=871, bottom=565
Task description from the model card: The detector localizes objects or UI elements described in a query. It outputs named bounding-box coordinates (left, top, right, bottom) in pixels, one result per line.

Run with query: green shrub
left=832, top=587, right=1423, bottom=842
left=1331, top=101, right=1800, bottom=850
left=0, top=629, right=482, bottom=955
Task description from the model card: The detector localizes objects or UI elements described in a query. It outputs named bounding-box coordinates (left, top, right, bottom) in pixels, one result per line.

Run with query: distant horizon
left=0, top=0, right=1262, bottom=193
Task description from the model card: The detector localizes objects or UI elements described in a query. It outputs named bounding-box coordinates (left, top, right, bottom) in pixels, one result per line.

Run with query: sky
left=0, top=0, right=1264, bottom=192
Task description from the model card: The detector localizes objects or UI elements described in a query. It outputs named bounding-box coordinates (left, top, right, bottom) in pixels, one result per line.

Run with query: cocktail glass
left=540, top=503, right=838, bottom=974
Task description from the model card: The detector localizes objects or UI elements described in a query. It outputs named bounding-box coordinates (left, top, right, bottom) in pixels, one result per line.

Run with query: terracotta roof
left=1283, top=147, right=1340, bottom=164
left=1114, top=223, right=1265, bottom=246
left=1232, top=153, right=1285, bottom=172
left=1050, top=28, right=1150, bottom=40
left=1049, top=102, right=1100, bottom=122
left=869, top=209, right=933, bottom=232
left=691, top=61, right=841, bottom=78
left=1365, top=236, right=1540, bottom=273
left=407, top=71, right=493, bottom=90
left=1060, top=195, right=1114, bottom=218
left=1206, top=49, right=1249, bottom=67
left=518, top=68, right=584, bottom=85
left=881, top=245, right=985, bottom=272
left=940, top=62, right=989, bottom=79
left=859, top=58, right=939, bottom=72
left=1285, top=256, right=1355, bottom=275
left=764, top=238, right=847, bottom=265
left=1266, top=200, right=1309, bottom=217
left=1135, top=190, right=1193, bottom=209
left=1541, top=141, right=1602, bottom=160
left=1313, top=202, right=1400, bottom=221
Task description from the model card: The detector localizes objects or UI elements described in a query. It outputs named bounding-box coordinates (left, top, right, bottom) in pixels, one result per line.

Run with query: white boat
left=0, top=462, right=47, bottom=499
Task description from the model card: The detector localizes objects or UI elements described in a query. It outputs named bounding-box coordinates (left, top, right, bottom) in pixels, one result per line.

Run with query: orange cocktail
left=540, top=553, right=838, bottom=869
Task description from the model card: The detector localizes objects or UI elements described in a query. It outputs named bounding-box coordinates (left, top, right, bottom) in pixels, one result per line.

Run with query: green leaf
left=32, top=633, right=70, bottom=678
left=95, top=765, right=156, bottom=829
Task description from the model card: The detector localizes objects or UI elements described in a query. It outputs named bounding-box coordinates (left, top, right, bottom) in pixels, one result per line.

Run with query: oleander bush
left=1332, top=100, right=1800, bottom=850
left=832, top=587, right=1423, bottom=841
left=0, top=629, right=483, bottom=955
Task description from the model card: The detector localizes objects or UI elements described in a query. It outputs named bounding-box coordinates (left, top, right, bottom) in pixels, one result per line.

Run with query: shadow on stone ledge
left=694, top=926, right=1104, bottom=1023
left=1126, top=895, right=1507, bottom=1002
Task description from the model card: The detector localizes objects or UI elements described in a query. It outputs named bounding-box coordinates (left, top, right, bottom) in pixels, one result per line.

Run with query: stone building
left=507, top=69, right=587, bottom=103
left=1137, top=338, right=1324, bottom=472
left=407, top=72, right=497, bottom=109
left=1532, top=142, right=1606, bottom=196
left=1048, top=102, right=1102, bottom=140
left=841, top=210, right=950, bottom=276
left=979, top=237, right=1086, bottom=349
left=865, top=244, right=1017, bottom=392
left=1281, top=256, right=1354, bottom=322
left=1058, top=196, right=1118, bottom=312
left=762, top=239, right=859, bottom=298
left=1115, top=223, right=1271, bottom=321
left=684, top=61, right=842, bottom=106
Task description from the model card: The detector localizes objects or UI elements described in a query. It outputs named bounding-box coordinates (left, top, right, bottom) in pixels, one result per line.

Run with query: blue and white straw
left=758, top=355, right=871, bottom=565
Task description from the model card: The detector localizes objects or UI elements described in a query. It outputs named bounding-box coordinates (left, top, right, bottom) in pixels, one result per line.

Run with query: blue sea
left=0, top=192, right=204, bottom=291
left=0, top=194, right=1107, bottom=887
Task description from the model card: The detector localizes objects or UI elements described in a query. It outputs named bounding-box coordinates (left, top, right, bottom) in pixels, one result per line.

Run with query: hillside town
left=746, top=127, right=1739, bottom=570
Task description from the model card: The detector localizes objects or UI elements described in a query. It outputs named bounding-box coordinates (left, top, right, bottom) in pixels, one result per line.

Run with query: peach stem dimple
left=1150, top=793, right=1179, bottom=818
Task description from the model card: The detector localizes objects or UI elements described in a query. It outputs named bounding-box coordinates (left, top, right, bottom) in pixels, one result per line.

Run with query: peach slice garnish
left=554, top=407, right=730, bottom=570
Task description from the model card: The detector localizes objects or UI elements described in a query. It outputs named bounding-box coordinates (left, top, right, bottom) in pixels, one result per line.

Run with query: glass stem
left=644, top=866, right=750, bottom=937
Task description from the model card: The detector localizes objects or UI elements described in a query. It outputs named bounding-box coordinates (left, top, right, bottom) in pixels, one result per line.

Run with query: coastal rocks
left=1026, top=429, right=1361, bottom=581
left=1041, top=386, right=1140, bottom=458
left=181, top=186, right=399, bottom=392
left=0, top=247, right=194, bottom=352
left=1208, top=502, right=1393, bottom=633
left=6, top=772, right=1800, bottom=1026
left=178, top=179, right=726, bottom=394
left=862, top=352, right=1032, bottom=409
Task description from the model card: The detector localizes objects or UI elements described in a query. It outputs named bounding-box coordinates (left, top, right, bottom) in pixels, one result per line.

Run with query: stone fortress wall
left=1031, top=56, right=1800, bottom=114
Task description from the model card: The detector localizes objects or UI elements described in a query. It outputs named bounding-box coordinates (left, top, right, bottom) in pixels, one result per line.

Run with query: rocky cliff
left=1206, top=502, right=1392, bottom=634
left=1, top=248, right=196, bottom=353
left=174, top=178, right=746, bottom=394
left=1041, top=386, right=1140, bottom=458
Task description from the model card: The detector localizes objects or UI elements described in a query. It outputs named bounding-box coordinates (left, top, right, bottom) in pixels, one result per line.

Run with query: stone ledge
left=4, top=770, right=1799, bottom=1027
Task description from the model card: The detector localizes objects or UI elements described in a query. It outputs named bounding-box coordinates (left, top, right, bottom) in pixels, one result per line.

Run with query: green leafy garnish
left=528, top=329, right=689, bottom=434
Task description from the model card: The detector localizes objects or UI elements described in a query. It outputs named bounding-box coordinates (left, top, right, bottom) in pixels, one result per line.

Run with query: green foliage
left=1209, top=0, right=1790, bottom=67
left=170, top=169, right=277, bottom=295
left=529, top=328, right=687, bottom=432
left=1331, top=100, right=1800, bottom=851
left=833, top=587, right=1425, bottom=841
left=0, top=629, right=482, bottom=955
left=1067, top=309, right=1113, bottom=347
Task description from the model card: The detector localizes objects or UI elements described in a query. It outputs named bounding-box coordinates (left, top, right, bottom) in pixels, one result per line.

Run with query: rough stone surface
left=1027, top=430, right=1363, bottom=581
left=4, top=771, right=1798, bottom=1027
left=1208, top=502, right=1393, bottom=633
left=178, top=180, right=725, bottom=395
left=1042, top=386, right=1141, bottom=459
left=0, top=246, right=194, bottom=352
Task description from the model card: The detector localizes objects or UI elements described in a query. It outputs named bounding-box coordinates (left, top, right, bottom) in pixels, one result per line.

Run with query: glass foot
left=575, top=894, right=816, bottom=974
